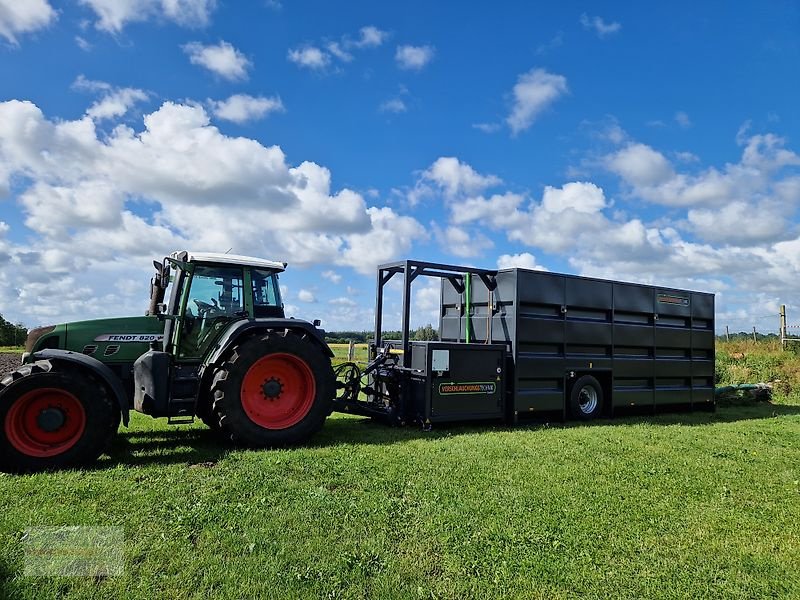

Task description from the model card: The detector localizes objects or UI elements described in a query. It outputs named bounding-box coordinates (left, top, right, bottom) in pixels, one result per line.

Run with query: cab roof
left=171, top=251, right=286, bottom=272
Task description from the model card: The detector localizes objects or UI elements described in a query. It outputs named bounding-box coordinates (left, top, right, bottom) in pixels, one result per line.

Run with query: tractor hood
left=28, top=315, right=165, bottom=363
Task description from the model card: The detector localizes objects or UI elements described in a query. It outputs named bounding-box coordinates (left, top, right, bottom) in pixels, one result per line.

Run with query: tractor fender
left=205, top=319, right=333, bottom=370
left=31, top=349, right=131, bottom=426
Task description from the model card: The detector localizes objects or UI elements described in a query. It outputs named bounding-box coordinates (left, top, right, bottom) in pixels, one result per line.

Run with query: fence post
left=780, top=304, right=787, bottom=349
left=752, top=326, right=757, bottom=343
left=348, top=340, right=355, bottom=361
left=725, top=325, right=730, bottom=342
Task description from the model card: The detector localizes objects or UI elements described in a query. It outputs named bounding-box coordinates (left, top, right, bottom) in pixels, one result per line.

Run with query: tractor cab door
left=175, top=265, right=246, bottom=361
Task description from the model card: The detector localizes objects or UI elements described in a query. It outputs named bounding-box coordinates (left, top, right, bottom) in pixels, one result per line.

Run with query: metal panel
left=613, top=283, right=653, bottom=313
left=567, top=278, right=612, bottom=310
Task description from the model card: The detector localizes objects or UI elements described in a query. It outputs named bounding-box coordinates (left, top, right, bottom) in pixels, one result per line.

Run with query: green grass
left=0, top=346, right=23, bottom=354
left=1, top=342, right=799, bottom=598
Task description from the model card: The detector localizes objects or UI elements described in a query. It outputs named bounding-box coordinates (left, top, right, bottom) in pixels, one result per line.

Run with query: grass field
left=1, top=341, right=799, bottom=598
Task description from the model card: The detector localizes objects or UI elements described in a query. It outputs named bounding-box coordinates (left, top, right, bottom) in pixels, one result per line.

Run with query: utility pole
left=725, top=325, right=730, bottom=342
left=752, top=326, right=758, bottom=343
left=780, top=304, right=787, bottom=349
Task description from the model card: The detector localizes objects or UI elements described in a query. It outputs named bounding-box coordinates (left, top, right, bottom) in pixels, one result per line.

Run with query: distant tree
left=412, top=324, right=438, bottom=341
left=0, top=313, right=27, bottom=347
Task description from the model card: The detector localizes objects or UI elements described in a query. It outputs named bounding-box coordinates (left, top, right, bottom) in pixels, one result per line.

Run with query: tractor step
left=167, top=397, right=196, bottom=425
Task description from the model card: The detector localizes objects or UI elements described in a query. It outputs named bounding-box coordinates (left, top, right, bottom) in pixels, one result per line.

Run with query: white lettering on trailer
left=94, top=334, right=164, bottom=343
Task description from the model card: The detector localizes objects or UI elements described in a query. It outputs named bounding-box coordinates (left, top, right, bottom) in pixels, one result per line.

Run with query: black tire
left=211, top=330, right=335, bottom=447
left=195, top=391, right=220, bottom=431
left=0, top=362, right=116, bottom=473
left=569, top=375, right=603, bottom=420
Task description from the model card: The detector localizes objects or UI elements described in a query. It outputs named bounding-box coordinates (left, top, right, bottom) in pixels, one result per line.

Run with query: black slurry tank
left=439, top=266, right=715, bottom=421
left=333, top=260, right=715, bottom=427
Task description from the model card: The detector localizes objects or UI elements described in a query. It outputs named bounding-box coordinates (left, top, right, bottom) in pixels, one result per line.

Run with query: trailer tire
left=0, top=363, right=116, bottom=473
left=211, top=330, right=334, bottom=447
left=569, top=375, right=603, bottom=420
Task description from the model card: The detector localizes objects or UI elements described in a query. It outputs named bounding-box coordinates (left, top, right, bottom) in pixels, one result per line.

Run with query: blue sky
left=1, top=1, right=799, bottom=333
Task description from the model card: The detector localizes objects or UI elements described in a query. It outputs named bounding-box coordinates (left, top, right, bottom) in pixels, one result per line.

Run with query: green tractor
left=0, top=251, right=336, bottom=473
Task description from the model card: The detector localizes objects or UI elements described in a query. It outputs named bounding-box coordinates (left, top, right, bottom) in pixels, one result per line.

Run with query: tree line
left=0, top=313, right=27, bottom=347
left=325, top=324, right=438, bottom=344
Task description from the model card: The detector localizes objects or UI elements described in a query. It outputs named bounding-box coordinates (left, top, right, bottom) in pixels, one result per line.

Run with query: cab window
left=178, top=265, right=244, bottom=358
left=251, top=269, right=282, bottom=318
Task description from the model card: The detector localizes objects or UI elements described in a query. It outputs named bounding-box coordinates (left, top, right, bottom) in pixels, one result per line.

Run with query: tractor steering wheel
left=194, top=299, right=215, bottom=314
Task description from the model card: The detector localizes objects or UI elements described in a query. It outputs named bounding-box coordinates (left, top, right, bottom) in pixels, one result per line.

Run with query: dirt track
left=0, top=353, right=21, bottom=377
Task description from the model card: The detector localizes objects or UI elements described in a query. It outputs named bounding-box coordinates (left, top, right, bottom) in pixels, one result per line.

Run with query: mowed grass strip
left=1, top=401, right=799, bottom=599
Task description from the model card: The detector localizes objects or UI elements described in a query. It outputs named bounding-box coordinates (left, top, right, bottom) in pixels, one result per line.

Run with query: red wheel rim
left=240, top=353, right=316, bottom=429
left=4, top=388, right=87, bottom=458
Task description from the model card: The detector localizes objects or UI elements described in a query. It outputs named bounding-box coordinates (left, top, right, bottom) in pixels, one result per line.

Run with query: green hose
left=465, top=272, right=471, bottom=343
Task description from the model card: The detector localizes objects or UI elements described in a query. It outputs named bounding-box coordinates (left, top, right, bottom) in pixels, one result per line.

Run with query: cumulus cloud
left=497, top=253, right=547, bottom=271
left=355, top=25, right=387, bottom=48
left=0, top=0, right=56, bottom=44
left=183, top=40, right=250, bottom=80
left=73, top=76, right=149, bottom=121
left=210, top=94, right=284, bottom=124
left=606, top=134, right=800, bottom=210
left=395, top=44, right=434, bottom=70
left=288, top=25, right=387, bottom=71
left=435, top=225, right=493, bottom=258
left=417, top=156, right=502, bottom=200
left=80, top=0, right=216, bottom=33
left=287, top=45, right=330, bottom=70
left=580, top=13, right=621, bottom=38
left=674, top=111, right=692, bottom=129
left=506, top=68, right=568, bottom=135
left=297, top=289, right=316, bottom=303
left=379, top=98, right=407, bottom=113
left=0, top=98, right=426, bottom=324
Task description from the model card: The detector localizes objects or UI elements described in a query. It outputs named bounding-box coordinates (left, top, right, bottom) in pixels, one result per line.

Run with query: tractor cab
left=150, top=251, right=287, bottom=362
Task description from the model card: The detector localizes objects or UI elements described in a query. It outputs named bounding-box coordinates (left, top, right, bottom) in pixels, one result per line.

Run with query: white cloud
left=183, top=40, right=250, bottom=80
left=395, top=44, right=434, bottom=70
left=497, top=253, right=546, bottom=271
left=329, top=296, right=357, bottom=307
left=210, top=94, right=284, bottom=124
left=80, top=0, right=216, bottom=33
left=0, top=98, right=427, bottom=325
left=506, top=68, right=568, bottom=135
left=73, top=76, right=149, bottom=121
left=379, top=98, right=407, bottom=113
left=473, top=122, right=501, bottom=134
left=355, top=25, right=387, bottom=48
left=297, top=289, right=316, bottom=303
left=287, top=45, right=330, bottom=70
left=325, top=41, right=352, bottom=62
left=580, top=13, right=621, bottom=38
left=0, top=0, right=56, bottom=44
left=322, top=270, right=342, bottom=284
left=541, top=181, right=607, bottom=213
left=675, top=111, right=692, bottom=129
left=435, top=225, right=493, bottom=258
left=420, top=156, right=502, bottom=199
left=606, top=134, right=800, bottom=209
left=338, top=207, right=427, bottom=275
left=75, top=35, right=91, bottom=51
left=288, top=26, right=387, bottom=72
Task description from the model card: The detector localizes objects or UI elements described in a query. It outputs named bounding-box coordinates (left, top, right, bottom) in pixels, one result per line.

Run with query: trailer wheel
left=0, top=363, right=116, bottom=473
left=569, top=375, right=603, bottom=420
left=211, top=330, right=334, bottom=446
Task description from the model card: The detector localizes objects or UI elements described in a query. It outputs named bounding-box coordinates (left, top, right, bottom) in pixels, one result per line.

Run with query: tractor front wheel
left=210, top=330, right=334, bottom=447
left=0, top=363, right=117, bottom=473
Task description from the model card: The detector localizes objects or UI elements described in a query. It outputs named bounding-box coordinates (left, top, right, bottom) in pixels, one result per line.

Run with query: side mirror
left=313, top=319, right=321, bottom=327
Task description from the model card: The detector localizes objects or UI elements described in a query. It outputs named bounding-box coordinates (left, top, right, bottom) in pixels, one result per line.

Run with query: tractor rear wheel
left=210, top=330, right=334, bottom=447
left=0, top=362, right=117, bottom=473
